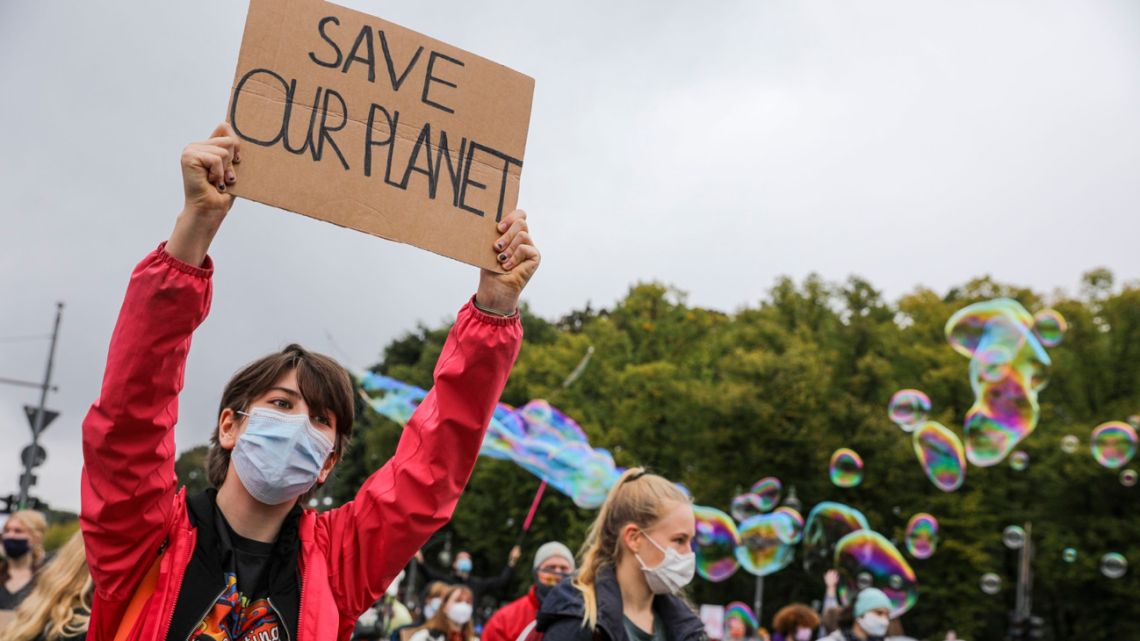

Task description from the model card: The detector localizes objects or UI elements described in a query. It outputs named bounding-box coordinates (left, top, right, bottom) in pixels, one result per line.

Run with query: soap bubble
left=1060, top=435, right=1080, bottom=454
left=1062, top=548, right=1078, bottom=563
left=980, top=573, right=1002, bottom=595
left=946, top=299, right=1052, bottom=467
left=834, top=530, right=918, bottom=617
left=693, top=506, right=740, bottom=582
left=802, top=502, right=870, bottom=574
left=1032, top=309, right=1067, bottom=348
left=750, top=477, right=783, bottom=512
left=724, top=602, right=758, bottom=633
left=1129, top=415, right=1140, bottom=429
left=830, top=448, right=864, bottom=488
left=888, top=389, right=932, bottom=431
left=773, top=506, right=805, bottom=545
left=856, top=572, right=873, bottom=589
left=1100, top=553, right=1127, bottom=579
left=736, top=513, right=797, bottom=576
left=912, top=421, right=967, bottom=492
left=1090, top=421, right=1138, bottom=469
left=730, top=493, right=765, bottom=523
left=1003, top=525, right=1026, bottom=550
left=1009, top=450, right=1030, bottom=471
left=1121, top=469, right=1138, bottom=488
left=904, top=513, right=939, bottom=560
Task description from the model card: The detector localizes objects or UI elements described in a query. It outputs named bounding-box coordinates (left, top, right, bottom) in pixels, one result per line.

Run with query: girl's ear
left=317, top=451, right=339, bottom=484
left=218, top=408, right=242, bottom=450
left=619, top=523, right=642, bottom=556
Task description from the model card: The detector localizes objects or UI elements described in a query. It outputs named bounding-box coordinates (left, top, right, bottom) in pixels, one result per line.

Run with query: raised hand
left=167, top=122, right=241, bottom=266
left=475, top=209, right=540, bottom=314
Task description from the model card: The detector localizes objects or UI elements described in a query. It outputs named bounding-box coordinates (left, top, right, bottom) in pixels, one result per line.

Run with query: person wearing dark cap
left=482, top=542, right=576, bottom=641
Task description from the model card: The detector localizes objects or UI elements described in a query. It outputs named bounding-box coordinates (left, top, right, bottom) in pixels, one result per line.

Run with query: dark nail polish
left=498, top=253, right=507, bottom=262
left=495, top=242, right=503, bottom=251
left=218, top=183, right=226, bottom=192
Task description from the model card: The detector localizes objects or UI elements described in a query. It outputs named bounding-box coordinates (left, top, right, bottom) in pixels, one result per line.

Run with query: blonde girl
left=0, top=510, right=48, bottom=611
left=535, top=468, right=706, bottom=641
left=1, top=530, right=92, bottom=641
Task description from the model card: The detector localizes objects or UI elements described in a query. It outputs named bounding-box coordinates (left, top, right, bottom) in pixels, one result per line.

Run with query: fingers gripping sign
left=476, top=209, right=540, bottom=315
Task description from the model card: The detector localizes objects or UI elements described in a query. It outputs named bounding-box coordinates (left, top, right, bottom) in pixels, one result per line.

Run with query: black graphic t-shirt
left=190, top=515, right=284, bottom=641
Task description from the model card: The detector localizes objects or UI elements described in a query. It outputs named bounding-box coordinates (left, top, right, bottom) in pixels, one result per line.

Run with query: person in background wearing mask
left=392, top=582, right=451, bottom=641
left=354, top=570, right=413, bottom=641
left=407, top=586, right=476, bottom=641
left=770, top=604, right=820, bottom=641
left=481, top=542, right=575, bottom=641
left=536, top=468, right=704, bottom=641
left=820, top=589, right=891, bottom=641
left=0, top=510, right=48, bottom=613
left=80, top=123, right=539, bottom=641
left=723, top=605, right=759, bottom=641
left=416, top=545, right=523, bottom=609
left=1, top=530, right=92, bottom=641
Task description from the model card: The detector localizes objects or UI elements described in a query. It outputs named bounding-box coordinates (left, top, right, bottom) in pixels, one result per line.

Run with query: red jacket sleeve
left=316, top=300, right=523, bottom=617
left=80, top=244, right=213, bottom=601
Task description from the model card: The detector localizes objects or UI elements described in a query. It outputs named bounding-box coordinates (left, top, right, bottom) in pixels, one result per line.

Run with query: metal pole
left=753, top=575, right=764, bottom=629
left=18, top=302, right=62, bottom=509
left=1015, top=522, right=1033, bottom=620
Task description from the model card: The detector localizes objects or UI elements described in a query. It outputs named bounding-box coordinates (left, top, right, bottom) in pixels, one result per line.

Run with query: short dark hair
left=205, top=344, right=355, bottom=501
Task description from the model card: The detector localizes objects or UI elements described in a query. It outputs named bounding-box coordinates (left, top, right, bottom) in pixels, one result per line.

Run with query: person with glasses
left=481, top=543, right=576, bottom=641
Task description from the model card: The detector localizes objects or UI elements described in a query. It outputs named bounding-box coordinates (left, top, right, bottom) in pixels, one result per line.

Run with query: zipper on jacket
left=295, top=551, right=311, bottom=641
left=183, top=585, right=228, bottom=641
left=159, top=534, right=194, bottom=641
left=267, top=597, right=293, bottom=641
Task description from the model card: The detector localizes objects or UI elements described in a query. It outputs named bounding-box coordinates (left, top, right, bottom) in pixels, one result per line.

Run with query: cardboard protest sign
left=226, top=0, right=534, bottom=270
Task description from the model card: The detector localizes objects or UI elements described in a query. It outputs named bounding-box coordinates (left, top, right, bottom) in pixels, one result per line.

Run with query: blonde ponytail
left=572, top=468, right=689, bottom=630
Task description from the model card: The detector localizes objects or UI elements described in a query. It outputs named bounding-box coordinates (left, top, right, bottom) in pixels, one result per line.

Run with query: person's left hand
left=476, top=209, right=540, bottom=313
left=508, top=544, right=522, bottom=567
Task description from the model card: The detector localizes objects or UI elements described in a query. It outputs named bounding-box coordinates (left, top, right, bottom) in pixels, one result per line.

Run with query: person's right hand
left=824, top=569, right=839, bottom=592
left=167, top=123, right=241, bottom=266
left=181, top=122, right=240, bottom=217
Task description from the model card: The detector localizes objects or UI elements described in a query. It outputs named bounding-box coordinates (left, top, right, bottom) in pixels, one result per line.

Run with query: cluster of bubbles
left=1090, top=421, right=1138, bottom=469
left=911, top=421, right=966, bottom=492
left=693, top=501, right=805, bottom=581
left=829, top=449, right=864, bottom=488
left=358, top=373, right=621, bottom=508
left=834, top=530, right=919, bottom=617
left=730, top=477, right=783, bottom=522
left=904, top=513, right=939, bottom=560
left=944, top=300, right=1064, bottom=467
left=802, top=502, right=871, bottom=574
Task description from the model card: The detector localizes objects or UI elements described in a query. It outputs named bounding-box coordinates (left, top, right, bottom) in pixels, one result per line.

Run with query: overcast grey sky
left=2, top=1, right=1138, bottom=513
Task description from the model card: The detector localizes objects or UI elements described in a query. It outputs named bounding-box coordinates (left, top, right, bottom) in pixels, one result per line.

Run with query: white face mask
left=232, top=408, right=333, bottom=505
left=634, top=530, right=695, bottom=595
left=446, top=601, right=473, bottom=625
left=795, top=627, right=813, bottom=641
left=859, top=613, right=889, bottom=637
left=423, top=597, right=441, bottom=619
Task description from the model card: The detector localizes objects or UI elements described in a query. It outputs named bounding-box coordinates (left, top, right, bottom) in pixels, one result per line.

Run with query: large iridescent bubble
left=945, top=299, right=1053, bottom=466
left=834, top=531, right=918, bottom=617
left=830, top=448, right=864, bottom=488
left=693, top=506, right=740, bottom=582
left=888, top=389, right=932, bottom=432
left=736, top=513, right=797, bottom=576
left=912, top=421, right=966, bottom=492
left=1090, top=421, right=1138, bottom=469
left=904, top=513, right=939, bottom=560
left=359, top=374, right=622, bottom=508
left=802, top=502, right=870, bottom=574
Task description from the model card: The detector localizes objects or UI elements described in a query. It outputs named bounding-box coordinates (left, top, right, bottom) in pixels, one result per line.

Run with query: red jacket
left=80, top=245, right=522, bottom=641
left=482, top=586, right=541, bottom=641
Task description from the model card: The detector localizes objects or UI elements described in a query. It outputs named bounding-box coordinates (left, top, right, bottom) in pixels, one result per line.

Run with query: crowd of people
left=0, top=125, right=959, bottom=641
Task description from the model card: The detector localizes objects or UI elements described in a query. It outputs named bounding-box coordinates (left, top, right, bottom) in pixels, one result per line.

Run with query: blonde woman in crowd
left=1, top=530, right=92, bottom=641
left=1, top=510, right=49, bottom=612
left=408, top=585, right=476, bottom=641
left=536, top=468, right=705, bottom=641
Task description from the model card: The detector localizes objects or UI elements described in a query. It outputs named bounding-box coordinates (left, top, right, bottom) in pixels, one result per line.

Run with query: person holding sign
left=79, top=122, right=540, bottom=641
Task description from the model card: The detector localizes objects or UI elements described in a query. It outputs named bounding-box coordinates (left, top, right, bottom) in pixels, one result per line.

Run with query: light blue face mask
left=456, top=558, right=473, bottom=574
left=232, top=407, right=334, bottom=505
